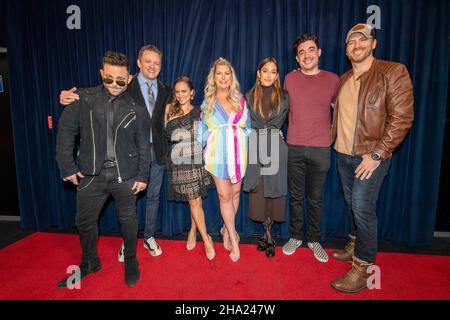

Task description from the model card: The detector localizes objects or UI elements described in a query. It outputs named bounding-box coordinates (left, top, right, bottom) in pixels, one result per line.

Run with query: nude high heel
left=205, top=235, right=216, bottom=261
left=186, top=231, right=197, bottom=251
left=220, top=226, right=232, bottom=251
left=229, top=233, right=240, bottom=262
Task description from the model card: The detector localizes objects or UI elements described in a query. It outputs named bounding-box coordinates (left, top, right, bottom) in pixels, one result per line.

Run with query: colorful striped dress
left=198, top=95, right=251, bottom=183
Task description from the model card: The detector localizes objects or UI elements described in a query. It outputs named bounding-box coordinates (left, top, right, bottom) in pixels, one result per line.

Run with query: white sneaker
left=118, top=243, right=125, bottom=263
left=282, top=238, right=303, bottom=255
left=144, top=237, right=162, bottom=257
left=308, top=242, right=329, bottom=263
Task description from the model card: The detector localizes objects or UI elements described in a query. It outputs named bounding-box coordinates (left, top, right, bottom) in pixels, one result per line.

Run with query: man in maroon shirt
left=282, top=34, right=340, bottom=263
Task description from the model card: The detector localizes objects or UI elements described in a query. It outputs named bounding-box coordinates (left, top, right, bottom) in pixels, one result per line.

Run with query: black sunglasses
left=103, top=77, right=127, bottom=87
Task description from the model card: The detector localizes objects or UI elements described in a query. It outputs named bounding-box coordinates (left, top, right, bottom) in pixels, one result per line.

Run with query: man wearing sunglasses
left=56, top=51, right=151, bottom=288
left=60, top=45, right=171, bottom=262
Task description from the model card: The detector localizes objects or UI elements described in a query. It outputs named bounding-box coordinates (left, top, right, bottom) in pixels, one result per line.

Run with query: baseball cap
left=346, top=23, right=375, bottom=43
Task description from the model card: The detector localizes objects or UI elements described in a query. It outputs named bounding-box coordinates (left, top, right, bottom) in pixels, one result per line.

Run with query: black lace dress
left=165, top=107, right=213, bottom=202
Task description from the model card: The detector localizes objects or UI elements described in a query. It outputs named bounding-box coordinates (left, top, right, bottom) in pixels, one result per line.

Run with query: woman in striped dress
left=199, top=58, right=251, bottom=262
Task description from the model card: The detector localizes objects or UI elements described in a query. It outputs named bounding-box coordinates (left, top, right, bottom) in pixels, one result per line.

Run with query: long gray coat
left=243, top=91, right=289, bottom=198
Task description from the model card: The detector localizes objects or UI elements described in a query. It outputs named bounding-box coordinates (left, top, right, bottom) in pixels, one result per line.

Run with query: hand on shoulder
left=60, top=87, right=79, bottom=106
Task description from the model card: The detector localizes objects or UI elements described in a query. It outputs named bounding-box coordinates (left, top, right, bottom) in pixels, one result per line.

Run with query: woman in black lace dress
left=165, top=76, right=215, bottom=260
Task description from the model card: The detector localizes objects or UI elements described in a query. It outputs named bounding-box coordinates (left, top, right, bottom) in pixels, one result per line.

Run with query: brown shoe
left=331, top=234, right=356, bottom=262
left=331, top=256, right=372, bottom=293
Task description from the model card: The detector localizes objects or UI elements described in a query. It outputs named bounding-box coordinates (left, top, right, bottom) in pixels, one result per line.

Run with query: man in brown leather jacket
left=330, top=23, right=414, bottom=293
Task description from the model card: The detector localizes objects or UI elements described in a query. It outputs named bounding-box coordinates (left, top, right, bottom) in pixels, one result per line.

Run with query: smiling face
left=174, top=81, right=194, bottom=106
left=257, top=61, right=278, bottom=87
left=346, top=33, right=377, bottom=63
left=296, top=40, right=321, bottom=74
left=137, top=50, right=162, bottom=81
left=214, top=64, right=232, bottom=90
left=100, top=63, right=131, bottom=96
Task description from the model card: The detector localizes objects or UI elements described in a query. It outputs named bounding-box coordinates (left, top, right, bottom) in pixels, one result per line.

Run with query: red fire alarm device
left=48, top=116, right=53, bottom=129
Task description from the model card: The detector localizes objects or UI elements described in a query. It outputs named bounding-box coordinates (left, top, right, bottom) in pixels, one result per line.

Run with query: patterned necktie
left=146, top=82, right=155, bottom=143
left=146, top=82, right=156, bottom=117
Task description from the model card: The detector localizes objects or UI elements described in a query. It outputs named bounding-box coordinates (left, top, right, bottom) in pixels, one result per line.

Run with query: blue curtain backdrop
left=1, top=0, right=448, bottom=246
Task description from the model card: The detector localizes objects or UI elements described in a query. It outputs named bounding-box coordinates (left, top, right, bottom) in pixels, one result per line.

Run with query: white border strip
left=434, top=232, right=450, bottom=238
left=0, top=48, right=7, bottom=53
left=0, top=215, right=20, bottom=222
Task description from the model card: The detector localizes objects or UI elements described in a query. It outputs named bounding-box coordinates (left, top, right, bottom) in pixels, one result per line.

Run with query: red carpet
left=0, top=232, right=449, bottom=300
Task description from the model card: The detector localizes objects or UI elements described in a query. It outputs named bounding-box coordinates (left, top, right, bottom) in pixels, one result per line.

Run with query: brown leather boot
left=331, top=234, right=356, bottom=262
left=331, top=256, right=373, bottom=293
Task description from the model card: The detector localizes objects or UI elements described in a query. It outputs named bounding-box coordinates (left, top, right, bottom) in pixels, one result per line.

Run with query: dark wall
left=0, top=0, right=7, bottom=47
left=436, top=40, right=450, bottom=232
left=0, top=52, right=19, bottom=215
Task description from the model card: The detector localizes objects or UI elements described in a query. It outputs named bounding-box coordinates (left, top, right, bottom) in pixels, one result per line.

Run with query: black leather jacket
left=56, top=85, right=151, bottom=183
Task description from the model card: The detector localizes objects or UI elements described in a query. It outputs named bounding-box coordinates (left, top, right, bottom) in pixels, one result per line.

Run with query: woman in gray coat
left=243, top=57, right=289, bottom=258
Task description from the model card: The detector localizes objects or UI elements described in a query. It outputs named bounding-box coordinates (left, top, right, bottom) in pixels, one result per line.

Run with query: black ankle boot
left=257, top=237, right=268, bottom=251
left=258, top=219, right=271, bottom=251
left=125, top=258, right=140, bottom=287
left=265, top=240, right=276, bottom=258
left=262, top=218, right=275, bottom=257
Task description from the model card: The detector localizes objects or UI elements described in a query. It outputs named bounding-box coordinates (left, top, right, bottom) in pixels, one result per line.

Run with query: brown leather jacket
left=331, top=58, right=414, bottom=159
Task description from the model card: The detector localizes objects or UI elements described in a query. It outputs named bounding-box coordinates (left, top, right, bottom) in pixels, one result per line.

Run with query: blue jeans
left=336, top=152, right=391, bottom=263
left=144, top=146, right=166, bottom=240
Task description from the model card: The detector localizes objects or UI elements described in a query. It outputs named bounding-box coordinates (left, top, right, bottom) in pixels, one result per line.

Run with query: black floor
left=1, top=221, right=450, bottom=256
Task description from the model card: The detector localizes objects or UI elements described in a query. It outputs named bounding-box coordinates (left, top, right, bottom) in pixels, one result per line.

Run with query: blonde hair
left=249, top=57, right=283, bottom=118
left=204, top=57, right=242, bottom=113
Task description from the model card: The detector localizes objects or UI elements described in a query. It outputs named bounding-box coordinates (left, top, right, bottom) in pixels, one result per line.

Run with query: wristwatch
left=371, top=152, right=383, bottom=161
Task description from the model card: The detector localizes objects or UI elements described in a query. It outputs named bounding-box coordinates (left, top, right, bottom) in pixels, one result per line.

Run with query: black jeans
left=288, top=145, right=331, bottom=242
left=76, top=166, right=138, bottom=266
left=336, top=152, right=391, bottom=263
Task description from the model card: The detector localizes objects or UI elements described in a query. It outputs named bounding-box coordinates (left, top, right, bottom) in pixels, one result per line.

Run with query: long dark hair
left=167, top=76, right=195, bottom=120
left=249, top=57, right=283, bottom=118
